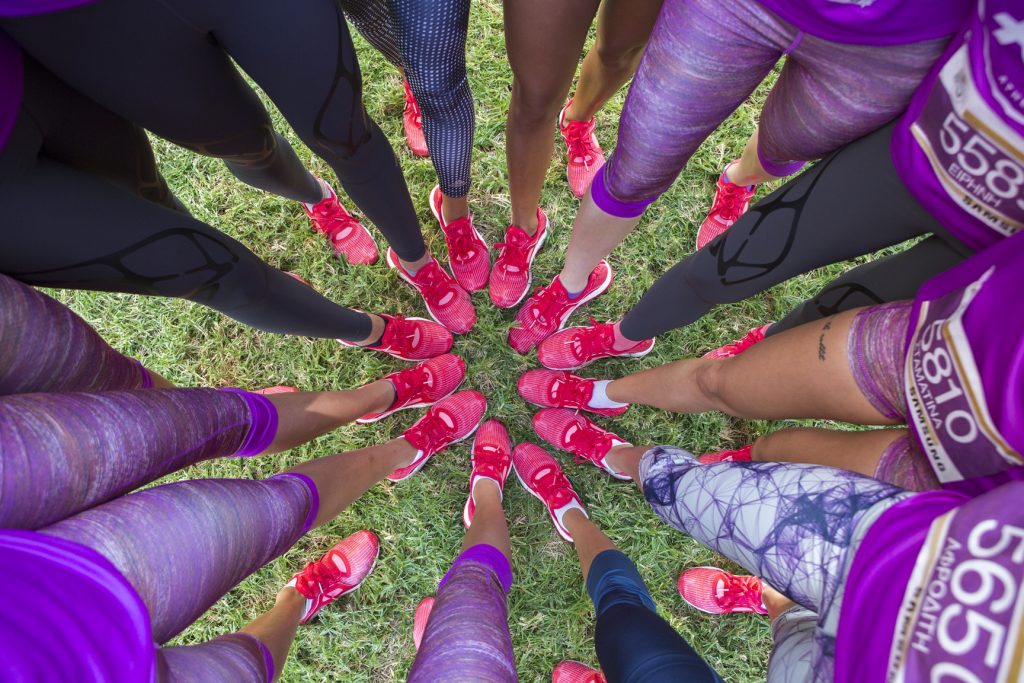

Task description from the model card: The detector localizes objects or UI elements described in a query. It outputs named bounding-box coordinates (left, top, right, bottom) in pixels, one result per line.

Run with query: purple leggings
left=595, top=0, right=947, bottom=215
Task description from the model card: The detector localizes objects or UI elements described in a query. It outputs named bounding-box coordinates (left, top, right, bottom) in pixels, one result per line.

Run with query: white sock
left=285, top=578, right=313, bottom=618
left=588, top=380, right=627, bottom=410
left=553, top=500, right=588, bottom=534
left=302, top=179, right=331, bottom=211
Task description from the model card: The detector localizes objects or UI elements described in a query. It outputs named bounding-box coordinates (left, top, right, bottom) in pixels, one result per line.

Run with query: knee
left=510, top=79, right=564, bottom=127
left=593, top=38, right=646, bottom=73
left=694, top=360, right=727, bottom=410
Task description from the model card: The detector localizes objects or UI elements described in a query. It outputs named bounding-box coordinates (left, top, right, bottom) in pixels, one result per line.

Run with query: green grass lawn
left=48, top=4, right=890, bottom=681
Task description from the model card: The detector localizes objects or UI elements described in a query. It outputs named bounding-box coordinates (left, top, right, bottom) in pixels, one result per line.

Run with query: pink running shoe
left=512, top=443, right=587, bottom=543
left=703, top=324, right=771, bottom=359
left=357, top=354, right=466, bottom=424
left=538, top=318, right=655, bottom=371
left=403, top=80, right=429, bottom=157
left=430, top=185, right=489, bottom=292
left=412, top=596, right=435, bottom=651
left=508, top=261, right=613, bottom=355
left=303, top=180, right=379, bottom=265
left=339, top=314, right=453, bottom=361
left=559, top=99, right=605, bottom=199
left=518, top=369, right=629, bottom=417
left=252, top=386, right=299, bottom=395
left=553, top=661, right=607, bottom=683
left=695, top=169, right=756, bottom=251
left=387, top=249, right=477, bottom=334
left=533, top=408, right=631, bottom=480
left=288, top=530, right=380, bottom=624
left=490, top=208, right=549, bottom=309
left=388, top=390, right=487, bottom=482
left=677, top=567, right=768, bottom=615
left=464, top=419, right=513, bottom=527
left=698, top=444, right=753, bottom=465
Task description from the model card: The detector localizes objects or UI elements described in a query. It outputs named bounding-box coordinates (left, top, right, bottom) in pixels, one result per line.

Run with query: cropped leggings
left=0, top=0, right=428, bottom=341
left=640, top=446, right=910, bottom=682
left=0, top=279, right=315, bottom=681
left=596, top=0, right=947, bottom=215
left=341, top=0, right=474, bottom=199
left=619, top=123, right=973, bottom=342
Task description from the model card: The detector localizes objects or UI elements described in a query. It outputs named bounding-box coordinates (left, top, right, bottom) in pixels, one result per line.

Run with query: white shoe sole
left=387, top=417, right=482, bottom=483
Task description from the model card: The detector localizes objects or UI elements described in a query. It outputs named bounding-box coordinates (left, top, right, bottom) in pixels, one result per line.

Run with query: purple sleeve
left=590, top=164, right=658, bottom=219
left=0, top=0, right=94, bottom=16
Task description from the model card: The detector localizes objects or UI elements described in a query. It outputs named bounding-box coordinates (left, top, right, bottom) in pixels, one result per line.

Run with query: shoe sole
left=519, top=394, right=628, bottom=418
left=302, top=545, right=381, bottom=624
left=386, top=250, right=472, bottom=334
left=513, top=464, right=574, bottom=543
left=387, top=417, right=483, bottom=483
left=356, top=371, right=466, bottom=425
left=543, top=338, right=656, bottom=372
left=430, top=187, right=491, bottom=293
left=337, top=316, right=447, bottom=362
left=492, top=222, right=549, bottom=309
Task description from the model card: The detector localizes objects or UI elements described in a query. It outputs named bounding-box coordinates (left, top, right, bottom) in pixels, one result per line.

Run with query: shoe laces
left=529, top=464, right=577, bottom=509
left=407, top=407, right=457, bottom=453
left=711, top=181, right=751, bottom=222
left=566, top=419, right=615, bottom=468
left=493, top=226, right=533, bottom=274
left=311, top=199, right=363, bottom=245
left=444, top=218, right=481, bottom=264
left=717, top=574, right=763, bottom=609
left=549, top=372, right=593, bottom=410
left=404, top=84, right=422, bottom=126
left=523, top=281, right=569, bottom=329
left=571, top=318, right=616, bottom=360
left=473, top=445, right=509, bottom=482
left=389, top=363, right=433, bottom=406
left=412, top=262, right=459, bottom=305
left=564, top=118, right=599, bottom=165
left=295, top=559, right=340, bottom=597
left=380, top=316, right=421, bottom=354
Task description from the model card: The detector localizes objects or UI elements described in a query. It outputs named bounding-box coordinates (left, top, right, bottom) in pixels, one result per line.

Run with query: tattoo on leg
left=818, top=320, right=832, bottom=362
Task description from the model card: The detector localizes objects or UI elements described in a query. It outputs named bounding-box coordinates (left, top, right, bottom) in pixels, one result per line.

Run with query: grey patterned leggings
left=639, top=446, right=912, bottom=682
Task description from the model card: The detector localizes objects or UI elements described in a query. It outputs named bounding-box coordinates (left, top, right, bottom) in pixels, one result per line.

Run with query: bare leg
left=147, top=368, right=175, bottom=388
left=505, top=0, right=599, bottom=233
left=604, top=445, right=649, bottom=491
left=285, top=437, right=416, bottom=528
left=562, top=508, right=617, bottom=579
left=441, top=194, right=470, bottom=223
left=605, top=308, right=896, bottom=424
left=564, top=0, right=664, bottom=123
left=461, top=479, right=511, bottom=558
left=239, top=588, right=305, bottom=682
left=751, top=426, right=908, bottom=478
left=762, top=584, right=796, bottom=622
left=722, top=130, right=779, bottom=186
left=558, top=192, right=642, bottom=293
left=261, top=380, right=394, bottom=453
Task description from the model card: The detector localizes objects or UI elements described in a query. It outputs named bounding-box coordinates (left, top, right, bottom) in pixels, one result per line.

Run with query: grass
left=46, top=4, right=892, bottom=681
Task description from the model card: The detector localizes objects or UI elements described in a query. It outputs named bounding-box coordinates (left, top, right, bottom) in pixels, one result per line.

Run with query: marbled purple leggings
left=597, top=0, right=947, bottom=214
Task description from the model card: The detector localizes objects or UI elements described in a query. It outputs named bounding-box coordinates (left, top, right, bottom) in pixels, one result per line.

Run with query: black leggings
left=340, top=0, right=474, bottom=199
left=618, top=122, right=973, bottom=342
left=0, top=55, right=376, bottom=341
left=587, top=550, right=722, bottom=683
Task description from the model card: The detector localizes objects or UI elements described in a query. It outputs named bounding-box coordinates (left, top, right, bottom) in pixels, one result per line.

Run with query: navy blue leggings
left=587, top=550, right=722, bottom=683
left=340, top=0, right=474, bottom=198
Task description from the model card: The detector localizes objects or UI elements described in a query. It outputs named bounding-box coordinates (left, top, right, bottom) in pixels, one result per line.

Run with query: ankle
left=472, top=477, right=502, bottom=505
left=511, top=211, right=538, bottom=236
left=611, top=321, right=645, bottom=351
left=365, top=379, right=396, bottom=413
left=558, top=271, right=587, bottom=297
left=401, top=252, right=433, bottom=275
left=442, top=195, right=470, bottom=223
left=391, top=438, right=419, bottom=468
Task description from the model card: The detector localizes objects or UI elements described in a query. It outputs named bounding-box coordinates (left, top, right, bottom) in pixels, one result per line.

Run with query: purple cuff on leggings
left=132, top=359, right=154, bottom=389
left=590, top=164, right=658, bottom=218
left=756, top=146, right=806, bottom=179
left=257, top=640, right=275, bottom=683
left=219, top=388, right=278, bottom=456
left=271, top=472, right=320, bottom=534
left=438, top=544, right=513, bottom=595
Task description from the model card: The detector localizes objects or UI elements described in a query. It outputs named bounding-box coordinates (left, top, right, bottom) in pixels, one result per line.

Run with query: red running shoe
left=553, top=661, right=606, bottom=683
left=512, top=443, right=587, bottom=542
left=289, top=530, right=380, bottom=624
left=387, top=249, right=476, bottom=334
left=339, top=314, right=453, bottom=361
left=518, top=369, right=629, bottom=417
left=252, top=386, right=299, bottom=395
left=403, top=80, right=429, bottom=157
left=533, top=408, right=631, bottom=480
left=703, top=324, right=771, bottom=359
left=538, top=318, right=654, bottom=370
left=677, top=567, right=767, bottom=615
left=698, top=444, right=753, bottom=465
left=412, top=596, right=435, bottom=651
left=695, top=169, right=756, bottom=251
left=388, top=390, right=487, bottom=482
left=357, top=353, right=466, bottom=424
left=303, top=180, right=379, bottom=265
left=490, top=208, right=549, bottom=309
left=559, top=99, right=605, bottom=199
left=508, top=261, right=613, bottom=355
left=464, top=419, right=513, bottom=527
left=429, top=185, right=489, bottom=292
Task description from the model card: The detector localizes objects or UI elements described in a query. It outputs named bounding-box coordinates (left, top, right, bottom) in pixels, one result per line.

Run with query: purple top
left=891, top=0, right=1024, bottom=251
left=903, top=230, right=1024, bottom=483
left=0, top=530, right=156, bottom=682
left=757, top=0, right=969, bottom=46
left=836, top=476, right=1024, bottom=683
